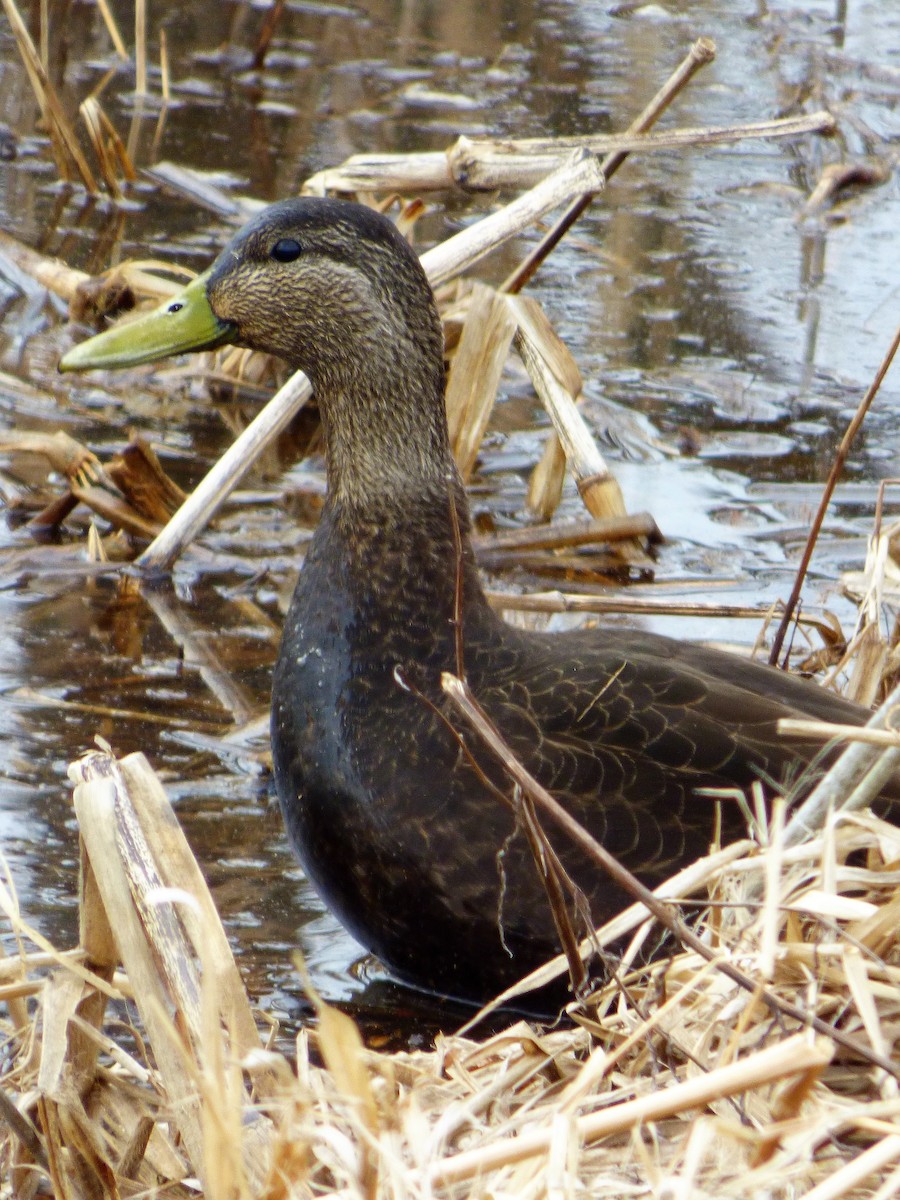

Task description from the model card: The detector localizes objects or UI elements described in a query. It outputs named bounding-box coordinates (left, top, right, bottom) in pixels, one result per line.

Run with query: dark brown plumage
left=62, top=197, right=889, bottom=1008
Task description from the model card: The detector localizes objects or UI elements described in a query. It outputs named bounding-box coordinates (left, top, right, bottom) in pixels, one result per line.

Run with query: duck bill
left=59, top=272, right=235, bottom=372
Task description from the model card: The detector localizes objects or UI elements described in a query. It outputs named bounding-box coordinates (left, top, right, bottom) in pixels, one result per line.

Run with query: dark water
left=1, top=0, right=900, bottom=1037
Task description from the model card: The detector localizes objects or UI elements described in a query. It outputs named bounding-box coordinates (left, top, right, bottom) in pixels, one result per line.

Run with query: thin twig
left=251, top=0, right=286, bottom=70
left=779, top=719, right=900, bottom=749
left=448, top=488, right=466, bottom=681
left=485, top=590, right=839, bottom=640
left=395, top=665, right=592, bottom=999
left=502, top=36, right=716, bottom=294
left=769, top=319, right=900, bottom=665
left=518, top=790, right=589, bottom=997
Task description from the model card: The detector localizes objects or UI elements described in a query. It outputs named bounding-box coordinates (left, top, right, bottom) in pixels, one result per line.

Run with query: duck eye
left=271, top=238, right=302, bottom=263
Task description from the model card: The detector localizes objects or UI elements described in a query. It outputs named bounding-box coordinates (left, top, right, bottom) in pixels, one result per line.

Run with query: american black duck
left=61, top=198, right=885, bottom=1005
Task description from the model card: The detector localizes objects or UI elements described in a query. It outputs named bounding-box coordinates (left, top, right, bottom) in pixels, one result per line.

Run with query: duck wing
left=466, top=623, right=886, bottom=890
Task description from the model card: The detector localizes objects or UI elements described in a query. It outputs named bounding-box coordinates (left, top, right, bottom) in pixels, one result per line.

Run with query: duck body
left=60, top=197, right=884, bottom=1006
left=271, top=471, right=869, bottom=1002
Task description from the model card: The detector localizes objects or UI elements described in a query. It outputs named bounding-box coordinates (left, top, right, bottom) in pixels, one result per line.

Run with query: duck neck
left=317, top=354, right=455, bottom=511
left=313, top=372, right=490, bottom=636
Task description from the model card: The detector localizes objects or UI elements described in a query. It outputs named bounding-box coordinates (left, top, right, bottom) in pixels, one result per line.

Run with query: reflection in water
left=1, top=0, right=900, bottom=1033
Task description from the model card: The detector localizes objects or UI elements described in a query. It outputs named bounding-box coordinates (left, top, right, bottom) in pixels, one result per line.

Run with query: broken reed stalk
left=440, top=671, right=900, bottom=1079
left=136, top=373, right=312, bottom=572
left=68, top=749, right=273, bottom=1189
left=450, top=113, right=837, bottom=189
left=769, top=318, right=900, bottom=666
left=420, top=149, right=604, bottom=288
left=445, top=283, right=519, bottom=480
left=0, top=228, right=89, bottom=300
left=485, top=590, right=838, bottom=635
left=502, top=35, right=716, bottom=294
left=304, top=112, right=835, bottom=195
left=501, top=37, right=714, bottom=528
left=510, top=294, right=642, bottom=524
left=475, top=513, right=658, bottom=553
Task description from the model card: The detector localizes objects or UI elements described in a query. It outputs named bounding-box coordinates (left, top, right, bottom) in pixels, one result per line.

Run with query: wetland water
left=1, top=1, right=900, bottom=1035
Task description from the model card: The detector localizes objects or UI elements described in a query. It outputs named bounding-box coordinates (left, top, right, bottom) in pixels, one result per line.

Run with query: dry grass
left=2, top=738, right=900, bottom=1199
left=1, top=0, right=97, bottom=190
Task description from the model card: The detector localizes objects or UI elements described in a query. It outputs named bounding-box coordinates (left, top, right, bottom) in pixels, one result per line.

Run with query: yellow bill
left=59, top=272, right=234, bottom=372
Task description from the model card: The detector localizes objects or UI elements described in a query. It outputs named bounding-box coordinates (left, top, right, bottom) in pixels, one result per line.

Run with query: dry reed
left=2, top=743, right=900, bottom=1198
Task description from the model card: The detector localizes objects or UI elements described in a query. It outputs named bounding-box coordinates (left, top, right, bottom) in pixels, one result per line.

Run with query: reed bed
left=2, top=743, right=900, bottom=1199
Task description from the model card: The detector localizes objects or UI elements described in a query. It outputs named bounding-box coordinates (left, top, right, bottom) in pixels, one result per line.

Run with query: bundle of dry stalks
left=2, top=744, right=900, bottom=1199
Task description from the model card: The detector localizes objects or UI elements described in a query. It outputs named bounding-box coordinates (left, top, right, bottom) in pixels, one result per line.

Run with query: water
left=1, top=0, right=900, bottom=1035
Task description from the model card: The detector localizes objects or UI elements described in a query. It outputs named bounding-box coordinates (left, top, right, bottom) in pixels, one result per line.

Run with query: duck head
left=60, top=197, right=444, bottom=399
left=60, top=197, right=453, bottom=504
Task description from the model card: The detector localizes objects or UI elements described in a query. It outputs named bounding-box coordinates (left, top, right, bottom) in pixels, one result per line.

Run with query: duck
left=60, top=197, right=884, bottom=1007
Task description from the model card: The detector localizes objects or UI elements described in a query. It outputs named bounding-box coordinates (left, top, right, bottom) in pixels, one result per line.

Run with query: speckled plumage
left=201, top=198, right=880, bottom=1005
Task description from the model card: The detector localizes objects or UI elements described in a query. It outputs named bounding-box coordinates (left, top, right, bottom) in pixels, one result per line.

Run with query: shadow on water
left=1, top=0, right=900, bottom=1042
